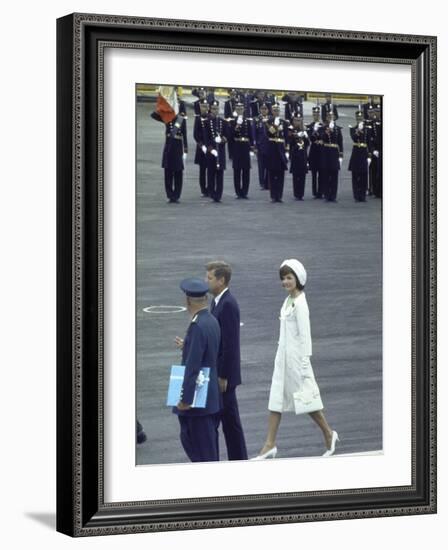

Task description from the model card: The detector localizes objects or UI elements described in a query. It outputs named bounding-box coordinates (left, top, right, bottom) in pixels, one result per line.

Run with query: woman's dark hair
left=279, top=265, right=305, bottom=291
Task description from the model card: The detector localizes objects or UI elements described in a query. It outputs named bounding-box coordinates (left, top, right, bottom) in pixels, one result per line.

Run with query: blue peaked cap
left=180, top=277, right=209, bottom=297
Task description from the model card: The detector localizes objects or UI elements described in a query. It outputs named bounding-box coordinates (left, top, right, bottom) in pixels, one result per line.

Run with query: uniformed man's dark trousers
left=352, top=172, right=368, bottom=201
left=322, top=171, right=339, bottom=201
left=208, top=168, right=224, bottom=202
left=199, top=165, right=208, bottom=196
left=269, top=170, right=285, bottom=201
left=164, top=169, right=183, bottom=201
left=370, top=158, right=382, bottom=198
left=178, top=414, right=220, bottom=462
left=233, top=168, right=250, bottom=198
left=257, top=153, right=268, bottom=189
left=292, top=172, right=306, bottom=199
left=220, top=387, right=248, bottom=460
left=311, top=169, right=323, bottom=198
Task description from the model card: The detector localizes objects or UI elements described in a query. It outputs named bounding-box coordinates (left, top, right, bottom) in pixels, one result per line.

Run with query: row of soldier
left=150, top=89, right=382, bottom=204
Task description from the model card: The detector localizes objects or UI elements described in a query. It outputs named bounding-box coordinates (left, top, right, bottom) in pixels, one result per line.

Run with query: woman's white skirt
left=268, top=354, right=322, bottom=414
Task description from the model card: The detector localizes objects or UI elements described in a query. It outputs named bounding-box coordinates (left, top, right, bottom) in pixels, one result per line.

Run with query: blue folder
left=166, top=365, right=210, bottom=408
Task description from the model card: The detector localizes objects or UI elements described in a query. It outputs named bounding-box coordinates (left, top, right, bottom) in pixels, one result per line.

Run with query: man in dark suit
left=206, top=261, right=248, bottom=461
left=173, top=278, right=221, bottom=462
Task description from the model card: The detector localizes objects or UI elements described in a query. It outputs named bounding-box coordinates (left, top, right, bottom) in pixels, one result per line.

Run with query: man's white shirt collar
left=214, top=287, right=229, bottom=307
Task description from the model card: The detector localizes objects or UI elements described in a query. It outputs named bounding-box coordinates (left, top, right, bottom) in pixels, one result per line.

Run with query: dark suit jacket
left=211, top=290, right=242, bottom=387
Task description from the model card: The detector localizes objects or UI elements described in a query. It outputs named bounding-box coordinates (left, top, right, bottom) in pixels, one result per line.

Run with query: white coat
left=268, top=292, right=322, bottom=414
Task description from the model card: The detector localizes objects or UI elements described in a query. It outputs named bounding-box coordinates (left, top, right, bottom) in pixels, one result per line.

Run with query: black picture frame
left=56, top=13, right=437, bottom=537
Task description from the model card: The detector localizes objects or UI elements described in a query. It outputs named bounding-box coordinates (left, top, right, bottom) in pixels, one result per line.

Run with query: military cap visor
left=180, top=278, right=209, bottom=297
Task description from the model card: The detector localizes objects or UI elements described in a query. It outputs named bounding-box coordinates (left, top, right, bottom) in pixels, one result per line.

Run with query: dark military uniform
left=265, top=112, right=289, bottom=202
left=228, top=111, right=255, bottom=198
left=203, top=108, right=228, bottom=202
left=320, top=121, right=343, bottom=202
left=152, top=112, right=188, bottom=202
left=173, top=279, right=221, bottom=463
left=367, top=117, right=382, bottom=198
left=254, top=110, right=270, bottom=189
left=224, top=94, right=238, bottom=160
left=306, top=115, right=324, bottom=198
left=193, top=102, right=209, bottom=197
left=348, top=117, right=372, bottom=202
left=288, top=123, right=309, bottom=200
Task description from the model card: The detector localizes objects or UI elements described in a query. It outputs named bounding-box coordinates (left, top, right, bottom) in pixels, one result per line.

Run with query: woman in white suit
left=253, top=259, right=339, bottom=459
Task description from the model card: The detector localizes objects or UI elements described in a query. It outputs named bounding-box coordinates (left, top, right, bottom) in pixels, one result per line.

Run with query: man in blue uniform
left=288, top=114, right=309, bottom=200
left=320, top=111, right=343, bottom=202
left=151, top=111, right=188, bottom=203
left=366, top=105, right=382, bottom=198
left=266, top=103, right=289, bottom=203
left=348, top=110, right=372, bottom=202
left=306, top=106, right=324, bottom=198
left=203, top=100, right=228, bottom=202
left=193, top=98, right=210, bottom=197
left=227, top=101, right=255, bottom=199
left=173, top=278, right=221, bottom=463
left=254, top=102, right=270, bottom=190
left=206, top=261, right=248, bottom=461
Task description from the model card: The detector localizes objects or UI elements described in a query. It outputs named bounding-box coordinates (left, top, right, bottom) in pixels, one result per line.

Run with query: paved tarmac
left=136, top=95, right=382, bottom=465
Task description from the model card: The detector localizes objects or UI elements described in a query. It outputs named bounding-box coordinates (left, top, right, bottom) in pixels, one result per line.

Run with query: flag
left=154, top=86, right=179, bottom=123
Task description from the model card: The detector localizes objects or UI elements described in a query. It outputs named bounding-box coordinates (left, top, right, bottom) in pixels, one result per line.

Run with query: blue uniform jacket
left=202, top=115, right=228, bottom=170
left=173, top=309, right=221, bottom=417
left=227, top=116, right=255, bottom=170
left=211, top=290, right=242, bottom=388
left=348, top=125, right=372, bottom=173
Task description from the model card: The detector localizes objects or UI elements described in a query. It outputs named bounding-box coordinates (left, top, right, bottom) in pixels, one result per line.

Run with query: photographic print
left=135, top=84, right=383, bottom=466
left=57, top=13, right=436, bottom=535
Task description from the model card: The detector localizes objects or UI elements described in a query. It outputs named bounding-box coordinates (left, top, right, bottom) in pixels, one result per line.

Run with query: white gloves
left=298, top=131, right=308, bottom=138
left=232, top=110, right=237, bottom=117
left=215, top=136, right=222, bottom=144
left=274, top=116, right=280, bottom=126
left=338, top=157, right=343, bottom=166
left=373, top=150, right=380, bottom=158
left=285, top=152, right=290, bottom=160
left=182, top=153, right=187, bottom=160
left=367, top=157, right=372, bottom=167
left=329, top=121, right=335, bottom=129
left=313, top=123, right=319, bottom=132
left=237, top=116, right=243, bottom=125
left=250, top=151, right=255, bottom=157
left=201, top=145, right=207, bottom=154
left=358, top=122, right=364, bottom=130
left=211, top=149, right=218, bottom=157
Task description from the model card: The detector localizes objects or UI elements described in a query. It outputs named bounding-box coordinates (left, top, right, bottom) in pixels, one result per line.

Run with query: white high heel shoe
left=322, top=431, right=340, bottom=457
left=250, top=446, right=278, bottom=460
